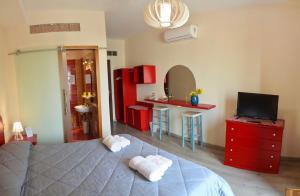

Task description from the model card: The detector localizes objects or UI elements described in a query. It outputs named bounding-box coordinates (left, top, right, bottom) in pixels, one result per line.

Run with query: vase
left=191, top=95, right=199, bottom=106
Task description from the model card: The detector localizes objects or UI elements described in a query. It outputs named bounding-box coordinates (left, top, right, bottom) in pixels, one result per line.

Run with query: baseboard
left=168, top=132, right=225, bottom=151
left=281, top=156, right=300, bottom=162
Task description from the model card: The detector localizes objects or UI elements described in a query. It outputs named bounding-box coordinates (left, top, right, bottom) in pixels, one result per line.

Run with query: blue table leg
left=151, top=110, right=155, bottom=136
left=182, top=115, right=184, bottom=147
left=159, top=111, right=162, bottom=140
left=198, top=115, right=201, bottom=145
left=191, top=117, right=195, bottom=152
left=200, top=115, right=204, bottom=148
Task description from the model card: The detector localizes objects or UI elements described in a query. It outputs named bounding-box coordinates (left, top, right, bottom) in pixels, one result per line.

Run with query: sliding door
left=15, top=50, right=64, bottom=143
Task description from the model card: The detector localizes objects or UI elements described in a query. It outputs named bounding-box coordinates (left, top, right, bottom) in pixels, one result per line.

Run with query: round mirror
left=164, top=65, right=196, bottom=100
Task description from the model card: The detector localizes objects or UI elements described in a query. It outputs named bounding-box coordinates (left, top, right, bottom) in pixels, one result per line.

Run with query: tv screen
left=237, top=92, right=279, bottom=121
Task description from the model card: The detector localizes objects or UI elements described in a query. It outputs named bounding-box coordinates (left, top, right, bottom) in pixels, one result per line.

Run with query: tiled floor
left=112, top=122, right=300, bottom=196
left=66, top=128, right=98, bottom=142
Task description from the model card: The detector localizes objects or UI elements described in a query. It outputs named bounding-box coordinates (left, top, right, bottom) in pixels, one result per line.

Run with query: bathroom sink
left=74, top=105, right=90, bottom=113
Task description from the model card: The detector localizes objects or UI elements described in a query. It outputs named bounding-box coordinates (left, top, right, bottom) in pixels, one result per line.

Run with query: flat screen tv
left=237, top=92, right=279, bottom=121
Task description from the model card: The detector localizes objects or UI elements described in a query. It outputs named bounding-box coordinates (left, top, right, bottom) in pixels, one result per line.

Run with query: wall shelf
left=133, top=65, right=156, bottom=84
left=144, top=99, right=216, bottom=110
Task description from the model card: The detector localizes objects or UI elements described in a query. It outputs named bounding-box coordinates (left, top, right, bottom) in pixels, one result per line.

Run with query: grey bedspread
left=0, top=134, right=234, bottom=196
left=0, top=141, right=31, bottom=196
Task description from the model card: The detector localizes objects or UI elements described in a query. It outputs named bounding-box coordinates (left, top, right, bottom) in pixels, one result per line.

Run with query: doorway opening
left=59, top=46, right=102, bottom=142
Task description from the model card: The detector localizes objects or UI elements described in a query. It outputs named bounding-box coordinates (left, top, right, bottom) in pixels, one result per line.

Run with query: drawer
left=227, top=122, right=283, bottom=141
left=224, top=154, right=280, bottom=173
left=225, top=144, right=280, bottom=162
left=226, top=134, right=282, bottom=152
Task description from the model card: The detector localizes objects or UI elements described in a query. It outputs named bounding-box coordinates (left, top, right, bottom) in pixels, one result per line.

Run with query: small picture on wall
left=25, top=127, right=33, bottom=138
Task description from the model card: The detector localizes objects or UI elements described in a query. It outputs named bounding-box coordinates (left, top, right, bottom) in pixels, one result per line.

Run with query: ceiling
left=0, top=0, right=286, bottom=39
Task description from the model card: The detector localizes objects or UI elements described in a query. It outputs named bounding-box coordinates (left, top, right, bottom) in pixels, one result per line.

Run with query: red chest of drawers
left=224, top=117, right=284, bottom=174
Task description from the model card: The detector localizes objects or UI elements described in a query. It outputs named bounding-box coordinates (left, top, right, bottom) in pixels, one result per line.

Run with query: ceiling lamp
left=144, top=0, right=190, bottom=29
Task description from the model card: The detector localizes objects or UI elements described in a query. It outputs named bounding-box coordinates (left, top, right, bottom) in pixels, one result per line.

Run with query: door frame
left=107, top=60, right=113, bottom=130
left=58, top=45, right=103, bottom=141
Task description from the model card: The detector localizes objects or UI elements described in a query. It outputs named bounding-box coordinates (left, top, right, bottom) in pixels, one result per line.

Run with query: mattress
left=0, top=134, right=234, bottom=196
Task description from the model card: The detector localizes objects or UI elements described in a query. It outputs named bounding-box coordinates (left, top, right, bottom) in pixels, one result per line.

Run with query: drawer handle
left=231, top=128, right=234, bottom=131
left=272, top=144, right=275, bottom=148
left=230, top=138, right=234, bottom=142
left=270, top=155, right=274, bottom=159
left=269, top=165, right=273, bottom=168
left=273, top=133, right=276, bottom=137
left=229, top=158, right=233, bottom=161
left=230, top=149, right=233, bottom=152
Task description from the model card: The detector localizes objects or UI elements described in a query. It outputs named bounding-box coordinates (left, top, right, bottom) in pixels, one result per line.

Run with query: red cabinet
left=114, top=68, right=137, bottom=124
left=133, top=65, right=156, bottom=84
left=127, top=105, right=150, bottom=131
left=224, top=117, right=284, bottom=174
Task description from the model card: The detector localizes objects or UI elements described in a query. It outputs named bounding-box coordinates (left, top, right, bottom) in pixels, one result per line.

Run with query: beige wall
left=5, top=9, right=111, bottom=140
left=107, top=39, right=126, bottom=70
left=258, top=3, right=300, bottom=157
left=107, top=39, right=126, bottom=121
left=0, top=28, right=19, bottom=142
left=126, top=3, right=300, bottom=157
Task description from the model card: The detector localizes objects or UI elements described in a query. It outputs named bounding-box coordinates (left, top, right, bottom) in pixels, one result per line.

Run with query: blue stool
left=151, top=106, right=170, bottom=140
left=181, top=111, right=204, bottom=151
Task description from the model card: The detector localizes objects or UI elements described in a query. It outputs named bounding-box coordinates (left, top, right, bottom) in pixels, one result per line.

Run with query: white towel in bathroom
left=102, top=135, right=122, bottom=152
left=114, top=135, right=130, bottom=148
left=129, top=155, right=173, bottom=182
left=129, top=156, right=164, bottom=182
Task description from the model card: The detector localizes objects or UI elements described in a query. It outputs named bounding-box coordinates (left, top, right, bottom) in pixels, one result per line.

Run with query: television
left=237, top=92, right=279, bottom=121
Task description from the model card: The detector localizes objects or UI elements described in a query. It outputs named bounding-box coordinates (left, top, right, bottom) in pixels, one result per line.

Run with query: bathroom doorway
left=58, top=46, right=102, bottom=142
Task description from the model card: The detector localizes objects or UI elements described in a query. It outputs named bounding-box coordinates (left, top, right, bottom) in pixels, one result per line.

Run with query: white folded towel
left=102, top=135, right=131, bottom=152
left=129, top=155, right=173, bottom=182
left=146, top=155, right=173, bottom=171
left=129, top=156, right=145, bottom=169
left=129, top=156, right=163, bottom=182
left=102, top=135, right=122, bottom=152
left=114, top=135, right=130, bottom=148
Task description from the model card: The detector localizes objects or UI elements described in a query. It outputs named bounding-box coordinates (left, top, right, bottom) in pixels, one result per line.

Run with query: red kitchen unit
left=133, top=65, right=156, bottom=84
left=224, top=117, right=284, bottom=174
left=114, top=68, right=137, bottom=124
left=127, top=105, right=149, bottom=132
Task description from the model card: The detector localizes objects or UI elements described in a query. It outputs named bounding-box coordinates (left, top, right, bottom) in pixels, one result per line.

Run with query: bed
left=0, top=132, right=234, bottom=196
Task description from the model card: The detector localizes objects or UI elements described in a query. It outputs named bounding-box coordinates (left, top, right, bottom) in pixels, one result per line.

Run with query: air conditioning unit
left=164, top=25, right=198, bottom=43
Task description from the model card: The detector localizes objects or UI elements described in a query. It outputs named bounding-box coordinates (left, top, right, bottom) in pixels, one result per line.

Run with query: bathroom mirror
left=164, top=65, right=196, bottom=100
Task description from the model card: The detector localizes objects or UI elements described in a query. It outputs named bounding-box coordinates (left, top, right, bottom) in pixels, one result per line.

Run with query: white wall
left=126, top=3, right=300, bottom=157
left=5, top=9, right=111, bottom=140
left=0, top=28, right=19, bottom=142
left=107, top=39, right=126, bottom=121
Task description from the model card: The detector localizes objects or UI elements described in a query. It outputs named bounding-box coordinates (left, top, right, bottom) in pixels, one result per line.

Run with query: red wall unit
left=136, top=101, right=154, bottom=123
left=127, top=105, right=149, bottom=132
left=133, top=65, right=156, bottom=84
left=224, top=117, right=284, bottom=174
left=114, top=68, right=137, bottom=124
